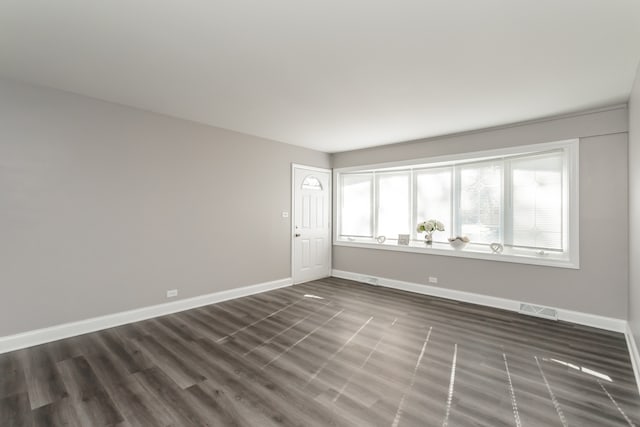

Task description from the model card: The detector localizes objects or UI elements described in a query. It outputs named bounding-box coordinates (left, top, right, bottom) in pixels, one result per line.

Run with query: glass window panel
left=376, top=172, right=410, bottom=238
left=340, top=173, right=373, bottom=237
left=459, top=162, right=502, bottom=244
left=416, top=168, right=452, bottom=242
left=511, top=152, right=563, bottom=249
left=301, top=176, right=322, bottom=190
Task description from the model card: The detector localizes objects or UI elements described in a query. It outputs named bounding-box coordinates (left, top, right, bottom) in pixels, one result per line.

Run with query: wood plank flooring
left=1, top=277, right=639, bottom=426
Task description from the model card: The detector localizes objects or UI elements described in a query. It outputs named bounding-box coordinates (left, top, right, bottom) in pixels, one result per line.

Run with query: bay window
left=335, top=140, right=579, bottom=268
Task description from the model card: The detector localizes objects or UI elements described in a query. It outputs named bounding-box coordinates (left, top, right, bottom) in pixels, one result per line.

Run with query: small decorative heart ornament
left=490, top=243, right=503, bottom=254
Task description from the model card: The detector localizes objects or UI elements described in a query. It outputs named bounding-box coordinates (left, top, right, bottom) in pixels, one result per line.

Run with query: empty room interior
left=2, top=1, right=640, bottom=426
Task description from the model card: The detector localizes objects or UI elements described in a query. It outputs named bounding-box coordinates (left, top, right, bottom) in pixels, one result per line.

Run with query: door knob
left=295, top=233, right=301, bottom=237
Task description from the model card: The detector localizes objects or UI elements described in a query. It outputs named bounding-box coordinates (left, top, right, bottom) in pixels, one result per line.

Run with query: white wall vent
left=519, top=303, right=558, bottom=320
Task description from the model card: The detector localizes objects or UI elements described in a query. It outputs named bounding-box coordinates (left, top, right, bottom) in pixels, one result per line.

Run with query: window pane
left=341, top=174, right=373, bottom=237
left=377, top=172, right=410, bottom=238
left=301, top=176, right=322, bottom=190
left=459, top=162, right=502, bottom=243
left=416, top=168, right=452, bottom=241
left=511, top=152, right=563, bottom=249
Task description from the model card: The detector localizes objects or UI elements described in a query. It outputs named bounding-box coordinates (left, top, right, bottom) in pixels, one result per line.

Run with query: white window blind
left=340, top=173, right=373, bottom=237
left=458, top=161, right=502, bottom=244
left=415, top=168, right=452, bottom=242
left=509, top=152, right=563, bottom=250
left=376, top=172, right=411, bottom=238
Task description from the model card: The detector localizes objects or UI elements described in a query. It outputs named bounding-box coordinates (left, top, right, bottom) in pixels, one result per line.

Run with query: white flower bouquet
left=417, top=219, right=444, bottom=244
left=417, top=219, right=445, bottom=234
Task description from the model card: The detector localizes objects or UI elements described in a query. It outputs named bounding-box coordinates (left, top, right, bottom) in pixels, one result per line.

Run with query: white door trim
left=291, top=163, right=332, bottom=284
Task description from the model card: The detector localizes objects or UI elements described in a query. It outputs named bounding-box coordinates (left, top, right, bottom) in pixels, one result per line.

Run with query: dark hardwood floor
left=1, top=277, right=639, bottom=426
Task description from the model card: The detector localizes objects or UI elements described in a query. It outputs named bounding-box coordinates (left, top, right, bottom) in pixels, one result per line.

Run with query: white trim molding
left=331, top=269, right=627, bottom=333
left=0, top=277, right=292, bottom=355
left=626, top=323, right=640, bottom=396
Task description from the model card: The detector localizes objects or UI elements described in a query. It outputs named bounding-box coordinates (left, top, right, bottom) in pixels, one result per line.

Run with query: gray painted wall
left=0, top=76, right=632, bottom=337
left=630, top=65, right=640, bottom=343
left=0, top=79, right=330, bottom=337
left=332, top=108, right=629, bottom=319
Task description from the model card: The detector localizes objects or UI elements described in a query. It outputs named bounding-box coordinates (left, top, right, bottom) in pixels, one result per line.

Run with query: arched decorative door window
left=301, top=175, right=323, bottom=190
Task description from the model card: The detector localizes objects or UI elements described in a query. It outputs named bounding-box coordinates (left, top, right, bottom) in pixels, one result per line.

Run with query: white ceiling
left=1, top=1, right=640, bottom=153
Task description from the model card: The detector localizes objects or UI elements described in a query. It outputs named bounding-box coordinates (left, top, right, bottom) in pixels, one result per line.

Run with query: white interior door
left=292, top=165, right=331, bottom=284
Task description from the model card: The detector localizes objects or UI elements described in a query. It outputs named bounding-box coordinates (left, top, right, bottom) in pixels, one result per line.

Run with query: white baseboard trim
left=626, top=323, right=640, bottom=396
left=331, top=269, right=627, bottom=333
left=0, top=277, right=293, bottom=355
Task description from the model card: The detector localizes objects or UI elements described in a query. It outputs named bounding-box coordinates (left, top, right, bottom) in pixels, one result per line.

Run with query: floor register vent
left=519, top=303, right=558, bottom=320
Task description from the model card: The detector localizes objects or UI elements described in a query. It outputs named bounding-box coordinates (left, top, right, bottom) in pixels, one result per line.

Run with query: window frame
left=334, top=139, right=580, bottom=269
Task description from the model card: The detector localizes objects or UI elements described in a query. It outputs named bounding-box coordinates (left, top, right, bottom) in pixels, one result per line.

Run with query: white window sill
left=333, top=238, right=579, bottom=269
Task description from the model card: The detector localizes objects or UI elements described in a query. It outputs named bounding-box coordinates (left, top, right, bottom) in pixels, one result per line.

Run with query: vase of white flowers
left=417, top=219, right=445, bottom=244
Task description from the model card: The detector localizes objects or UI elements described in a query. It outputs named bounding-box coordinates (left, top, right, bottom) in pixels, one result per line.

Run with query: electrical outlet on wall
left=428, top=276, right=438, bottom=284
left=166, top=289, right=178, bottom=298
